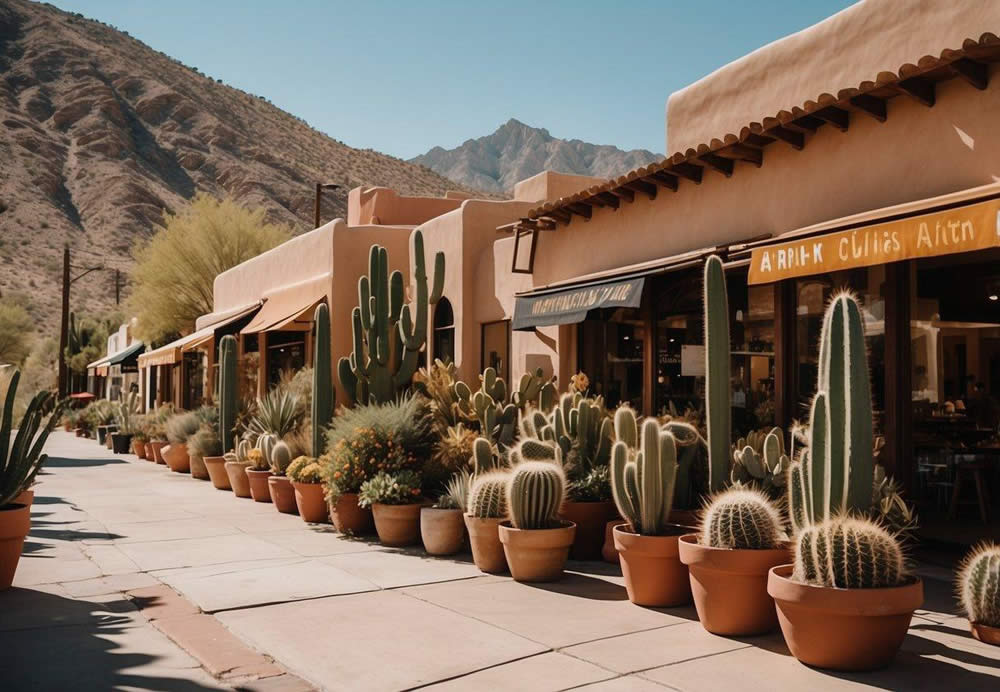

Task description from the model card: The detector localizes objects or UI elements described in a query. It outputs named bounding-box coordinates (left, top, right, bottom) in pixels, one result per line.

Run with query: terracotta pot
left=0, top=503, right=31, bottom=590
left=329, top=493, right=373, bottom=533
left=603, top=519, right=626, bottom=563
left=246, top=469, right=273, bottom=503
left=499, top=520, right=576, bottom=583
left=203, top=456, right=231, bottom=490
left=614, top=524, right=693, bottom=606
left=971, top=622, right=1000, bottom=646
left=163, top=443, right=191, bottom=473
left=63, top=422, right=73, bottom=432
left=464, top=515, right=507, bottom=573
left=189, top=453, right=209, bottom=480
left=678, top=534, right=791, bottom=635
left=14, top=490, right=34, bottom=507
left=224, top=461, right=252, bottom=497
left=767, top=564, right=923, bottom=671
left=132, top=440, right=147, bottom=459
left=74, top=428, right=86, bottom=437
left=150, top=441, right=167, bottom=464
left=372, top=503, right=422, bottom=547
left=144, top=443, right=153, bottom=461
left=420, top=507, right=465, bottom=555
left=292, top=482, right=329, bottom=523
left=560, top=501, right=616, bottom=561
left=268, top=476, right=298, bottom=514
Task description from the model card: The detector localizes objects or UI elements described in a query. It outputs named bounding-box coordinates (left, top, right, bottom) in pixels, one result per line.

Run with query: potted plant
left=288, top=455, right=329, bottom=523
left=421, top=469, right=468, bottom=556
left=110, top=393, right=138, bottom=454
left=611, top=411, right=695, bottom=606
left=267, top=440, right=298, bottom=514
left=223, top=437, right=253, bottom=497
left=498, top=448, right=575, bottom=583
left=0, top=371, right=63, bottom=589
left=958, top=543, right=1000, bottom=645
left=359, top=469, right=424, bottom=547
left=767, top=293, right=921, bottom=671
left=61, top=409, right=78, bottom=433
left=192, top=426, right=226, bottom=487
left=147, top=416, right=168, bottom=464
left=131, top=416, right=148, bottom=459
left=245, top=446, right=272, bottom=502
left=163, top=411, right=198, bottom=473
left=464, top=438, right=509, bottom=573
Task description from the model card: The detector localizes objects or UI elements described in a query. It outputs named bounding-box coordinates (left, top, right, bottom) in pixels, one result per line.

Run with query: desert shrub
left=187, top=425, right=223, bottom=458
left=358, top=470, right=423, bottom=506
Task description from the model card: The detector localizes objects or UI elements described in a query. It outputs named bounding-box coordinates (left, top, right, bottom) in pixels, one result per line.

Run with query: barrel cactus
left=312, top=302, right=333, bottom=456
left=610, top=418, right=677, bottom=536
left=792, top=516, right=906, bottom=588
left=701, top=485, right=784, bottom=550
left=507, top=461, right=566, bottom=530
left=218, top=335, right=237, bottom=453
left=269, top=440, right=293, bottom=476
left=468, top=471, right=509, bottom=518
left=256, top=432, right=278, bottom=465
left=958, top=543, right=1000, bottom=627
left=235, top=436, right=253, bottom=463
left=703, top=255, right=730, bottom=493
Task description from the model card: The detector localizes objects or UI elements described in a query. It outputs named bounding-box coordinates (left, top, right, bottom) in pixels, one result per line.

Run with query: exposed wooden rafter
left=743, top=133, right=775, bottom=148
left=849, top=93, right=887, bottom=122
left=784, top=114, right=824, bottom=133
left=567, top=202, right=593, bottom=220
left=669, top=161, right=703, bottom=184
left=768, top=126, right=805, bottom=150
left=595, top=192, right=620, bottom=209
left=610, top=186, right=635, bottom=203
left=812, top=105, right=850, bottom=131
left=950, top=57, right=989, bottom=90
left=545, top=208, right=572, bottom=224
left=650, top=171, right=679, bottom=191
left=717, top=143, right=763, bottom=167
left=894, top=76, right=935, bottom=107
left=699, top=153, right=734, bottom=177
left=624, top=179, right=657, bottom=200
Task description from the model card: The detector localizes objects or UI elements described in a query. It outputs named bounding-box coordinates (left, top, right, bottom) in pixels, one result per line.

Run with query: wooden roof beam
left=848, top=93, right=887, bottom=122
left=699, top=153, right=734, bottom=177
left=535, top=218, right=557, bottom=231
left=595, top=191, right=620, bottom=209
left=669, top=161, right=703, bottom=184
left=767, top=125, right=805, bottom=150
left=784, top=114, right=824, bottom=133
left=624, top=179, right=657, bottom=200
left=743, top=133, right=774, bottom=148
left=812, top=106, right=849, bottom=131
left=716, top=143, right=763, bottom=167
left=650, top=171, right=679, bottom=191
left=893, top=76, right=935, bottom=107
left=545, top=208, right=571, bottom=224
left=950, top=57, right=989, bottom=90
left=567, top=203, right=593, bottom=220
left=610, top=186, right=635, bottom=203
left=587, top=195, right=608, bottom=208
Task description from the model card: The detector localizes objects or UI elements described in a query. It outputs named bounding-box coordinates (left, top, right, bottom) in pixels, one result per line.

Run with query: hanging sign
left=512, top=277, right=645, bottom=330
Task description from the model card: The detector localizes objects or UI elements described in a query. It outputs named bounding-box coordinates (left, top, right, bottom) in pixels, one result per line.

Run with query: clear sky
left=50, top=0, right=856, bottom=159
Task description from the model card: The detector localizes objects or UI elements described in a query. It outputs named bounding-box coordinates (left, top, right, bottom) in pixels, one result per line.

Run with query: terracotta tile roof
left=512, top=34, right=1000, bottom=231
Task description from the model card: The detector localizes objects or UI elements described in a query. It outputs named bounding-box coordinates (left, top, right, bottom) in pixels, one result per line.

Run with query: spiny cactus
left=614, top=406, right=638, bottom=449
left=510, top=368, right=556, bottom=412
left=468, top=471, right=509, bottom=518
left=338, top=229, right=445, bottom=404
left=218, top=335, right=237, bottom=453
left=519, top=408, right=553, bottom=442
left=549, top=392, right=612, bottom=475
left=507, top=461, right=566, bottom=530
left=514, top=438, right=558, bottom=463
left=704, top=255, right=730, bottom=493
left=958, top=543, right=1000, bottom=627
left=269, top=440, right=293, bottom=475
left=235, top=436, right=253, bottom=463
left=312, top=302, right=333, bottom=456
left=256, top=432, right=278, bottom=465
left=792, top=516, right=907, bottom=589
left=470, top=436, right=498, bottom=475
left=731, top=426, right=788, bottom=497
left=701, top=484, right=784, bottom=550
left=455, top=368, right=518, bottom=450
left=610, top=419, right=678, bottom=536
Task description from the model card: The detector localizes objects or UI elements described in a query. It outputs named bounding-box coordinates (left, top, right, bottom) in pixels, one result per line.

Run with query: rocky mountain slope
left=411, top=118, right=661, bottom=195
left=0, top=0, right=473, bottom=338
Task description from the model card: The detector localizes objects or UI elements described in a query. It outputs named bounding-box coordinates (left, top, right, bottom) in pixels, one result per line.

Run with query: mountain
left=410, top=118, right=661, bottom=195
left=0, top=0, right=475, bottom=339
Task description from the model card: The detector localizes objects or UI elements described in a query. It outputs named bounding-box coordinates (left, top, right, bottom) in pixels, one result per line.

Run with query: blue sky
left=51, top=0, right=855, bottom=159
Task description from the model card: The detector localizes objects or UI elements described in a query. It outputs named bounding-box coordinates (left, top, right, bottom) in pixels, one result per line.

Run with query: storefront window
left=267, top=331, right=306, bottom=385
left=578, top=307, right=644, bottom=410
left=482, top=321, right=510, bottom=388
left=654, top=274, right=703, bottom=418
left=433, top=298, right=455, bottom=364
left=183, top=351, right=204, bottom=409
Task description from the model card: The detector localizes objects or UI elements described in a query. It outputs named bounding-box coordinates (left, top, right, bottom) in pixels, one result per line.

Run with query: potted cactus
left=359, top=470, right=424, bottom=547
left=245, top=445, right=273, bottom=502
left=957, top=543, right=1000, bottom=646
left=498, top=445, right=576, bottom=583
left=110, top=392, right=139, bottom=454
left=195, top=427, right=228, bottom=488
left=288, top=455, right=329, bottom=523
left=267, top=439, right=298, bottom=514
left=224, top=436, right=254, bottom=497
left=463, top=438, right=509, bottom=573
left=163, top=411, right=199, bottom=473
left=131, top=417, right=149, bottom=459
left=421, top=469, right=469, bottom=556
left=767, top=293, right=922, bottom=671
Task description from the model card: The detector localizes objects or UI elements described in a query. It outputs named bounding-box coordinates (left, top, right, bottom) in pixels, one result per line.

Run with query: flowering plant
left=287, top=456, right=323, bottom=484
left=358, top=470, right=423, bottom=507
left=570, top=371, right=590, bottom=394
left=321, top=426, right=420, bottom=502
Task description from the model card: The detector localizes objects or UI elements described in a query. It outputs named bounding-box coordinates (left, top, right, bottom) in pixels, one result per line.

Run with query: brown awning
left=140, top=302, right=262, bottom=368
left=241, top=280, right=328, bottom=335
left=181, top=302, right=262, bottom=352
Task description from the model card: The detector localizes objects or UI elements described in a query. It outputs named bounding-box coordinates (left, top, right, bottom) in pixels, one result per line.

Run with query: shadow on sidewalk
left=43, top=456, right=127, bottom=468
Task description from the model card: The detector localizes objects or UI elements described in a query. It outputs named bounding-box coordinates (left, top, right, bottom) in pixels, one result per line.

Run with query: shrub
left=166, top=411, right=201, bottom=445
left=425, top=423, right=476, bottom=491
left=187, top=425, right=223, bottom=459
left=358, top=470, right=423, bottom=507
left=287, top=456, right=323, bottom=484
left=567, top=465, right=611, bottom=502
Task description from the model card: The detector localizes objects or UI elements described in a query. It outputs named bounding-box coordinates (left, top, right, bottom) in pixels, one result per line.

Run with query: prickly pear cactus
left=507, top=461, right=566, bottom=530
left=958, top=543, right=1000, bottom=627
left=468, top=471, right=509, bottom=518
left=701, top=484, right=784, bottom=550
left=731, top=426, right=788, bottom=498
left=793, top=516, right=906, bottom=588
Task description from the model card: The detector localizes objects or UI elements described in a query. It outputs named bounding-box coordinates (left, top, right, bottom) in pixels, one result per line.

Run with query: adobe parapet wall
left=347, top=186, right=465, bottom=227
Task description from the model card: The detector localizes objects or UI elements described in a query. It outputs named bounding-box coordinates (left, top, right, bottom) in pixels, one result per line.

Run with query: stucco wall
left=347, top=186, right=464, bottom=227
left=513, top=171, right=607, bottom=203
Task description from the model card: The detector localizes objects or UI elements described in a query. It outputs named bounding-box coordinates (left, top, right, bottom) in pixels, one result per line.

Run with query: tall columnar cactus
left=507, top=461, right=566, bottom=530
left=218, top=335, right=237, bottom=453
left=338, top=230, right=445, bottom=405
left=701, top=485, right=784, bottom=550
left=703, top=254, right=730, bottom=493
left=610, top=419, right=678, bottom=536
left=312, top=303, right=332, bottom=456
left=792, top=516, right=905, bottom=588
left=468, top=471, right=509, bottom=518
left=614, top=406, right=638, bottom=449
left=958, top=543, right=1000, bottom=627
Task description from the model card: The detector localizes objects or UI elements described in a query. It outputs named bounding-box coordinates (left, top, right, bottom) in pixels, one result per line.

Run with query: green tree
left=128, top=195, right=293, bottom=343
left=0, top=299, right=33, bottom=365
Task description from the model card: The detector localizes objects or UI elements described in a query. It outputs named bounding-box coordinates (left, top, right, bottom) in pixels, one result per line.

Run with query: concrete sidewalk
left=2, top=432, right=997, bottom=691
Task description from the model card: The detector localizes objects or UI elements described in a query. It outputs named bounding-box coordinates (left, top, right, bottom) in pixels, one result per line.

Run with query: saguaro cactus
left=312, top=303, right=332, bottom=456
left=610, top=419, right=678, bottom=536
left=703, top=254, right=730, bottom=493
left=218, top=335, right=237, bottom=453
left=338, top=230, right=445, bottom=404
left=507, top=461, right=566, bottom=530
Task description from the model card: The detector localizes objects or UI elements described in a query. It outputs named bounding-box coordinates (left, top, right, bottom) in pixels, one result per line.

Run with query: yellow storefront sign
left=748, top=198, right=1000, bottom=284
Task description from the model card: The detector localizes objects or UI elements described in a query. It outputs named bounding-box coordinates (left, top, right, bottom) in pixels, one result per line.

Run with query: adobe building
left=86, top=319, right=144, bottom=402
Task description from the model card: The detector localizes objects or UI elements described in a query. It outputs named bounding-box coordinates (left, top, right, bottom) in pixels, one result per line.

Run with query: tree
left=128, top=195, right=293, bottom=343
left=0, top=299, right=33, bottom=365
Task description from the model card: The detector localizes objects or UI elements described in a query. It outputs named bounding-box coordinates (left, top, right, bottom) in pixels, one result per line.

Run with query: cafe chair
left=948, top=453, right=991, bottom=523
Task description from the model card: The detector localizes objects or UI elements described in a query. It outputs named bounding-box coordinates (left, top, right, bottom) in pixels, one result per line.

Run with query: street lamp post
left=314, top=183, right=341, bottom=229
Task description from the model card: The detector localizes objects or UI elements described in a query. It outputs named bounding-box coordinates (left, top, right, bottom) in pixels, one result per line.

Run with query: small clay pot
left=225, top=461, right=252, bottom=498
left=614, top=524, right=693, bottom=607
left=163, top=443, right=191, bottom=473
left=372, top=503, right=422, bottom=547
left=767, top=564, right=923, bottom=670
left=464, top=515, right=507, bottom=573
left=14, top=490, right=34, bottom=507
left=499, top=520, right=576, bottom=583
left=0, top=503, right=31, bottom=590
left=189, top=453, right=209, bottom=480
left=560, top=501, right=616, bottom=561
left=132, top=440, right=147, bottom=459
left=678, top=534, right=791, bottom=635
left=203, top=456, right=231, bottom=490
left=144, top=443, right=154, bottom=461
left=150, top=441, right=167, bottom=464
left=268, top=475, right=298, bottom=514
left=246, top=469, right=273, bottom=503
left=329, top=493, right=374, bottom=534
left=603, top=519, right=626, bottom=563
left=292, top=482, right=329, bottom=523
left=971, top=622, right=1000, bottom=646
left=420, top=507, right=465, bottom=555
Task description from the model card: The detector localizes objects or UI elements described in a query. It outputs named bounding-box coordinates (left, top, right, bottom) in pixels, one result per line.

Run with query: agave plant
left=247, top=388, right=303, bottom=439
left=0, top=371, right=64, bottom=507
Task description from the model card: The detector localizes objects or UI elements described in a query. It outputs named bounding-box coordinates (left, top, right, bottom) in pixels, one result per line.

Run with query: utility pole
left=115, top=269, right=123, bottom=305
left=58, top=245, right=70, bottom=397
left=314, top=182, right=341, bottom=229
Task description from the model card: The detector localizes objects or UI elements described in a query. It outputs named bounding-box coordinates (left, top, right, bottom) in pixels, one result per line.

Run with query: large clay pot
left=420, top=507, right=465, bottom=555
left=971, top=622, right=1000, bottom=646
left=0, top=503, right=31, bottom=590
left=203, top=456, right=231, bottom=490
left=499, top=521, right=576, bottom=583
left=560, top=501, right=616, bottom=561
left=150, top=441, right=167, bottom=464
left=268, top=476, right=298, bottom=514
left=329, top=493, right=373, bottom=534
left=767, top=564, right=923, bottom=670
left=246, top=469, right=273, bottom=503
left=144, top=443, right=154, bottom=461
left=189, top=453, right=209, bottom=480
left=603, top=519, right=626, bottom=563
left=292, top=482, right=329, bottom=523
left=225, top=461, right=252, bottom=497
left=464, top=515, right=507, bottom=573
left=678, top=534, right=791, bottom=635
left=372, top=503, right=422, bottom=547
left=614, top=524, right=693, bottom=606
left=163, top=443, right=191, bottom=473
left=132, top=440, right=147, bottom=459
left=14, top=490, right=34, bottom=507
